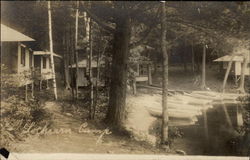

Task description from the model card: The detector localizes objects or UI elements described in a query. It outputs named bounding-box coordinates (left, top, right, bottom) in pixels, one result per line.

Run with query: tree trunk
left=48, top=1, right=57, bottom=100
left=31, top=82, right=34, bottom=98
left=89, top=19, right=94, bottom=119
left=238, top=53, right=248, bottom=93
left=191, top=41, right=195, bottom=74
left=222, top=56, right=235, bottom=93
left=148, top=64, right=152, bottom=85
left=200, top=44, right=206, bottom=90
left=94, top=44, right=101, bottom=120
left=154, top=62, right=157, bottom=74
left=63, top=29, right=70, bottom=90
left=161, top=1, right=169, bottom=147
left=183, top=40, right=188, bottom=73
left=74, top=1, right=79, bottom=99
left=94, top=40, right=107, bottom=119
left=105, top=15, right=131, bottom=127
left=70, top=23, right=76, bottom=99
left=132, top=78, right=137, bottom=95
left=25, top=84, right=28, bottom=102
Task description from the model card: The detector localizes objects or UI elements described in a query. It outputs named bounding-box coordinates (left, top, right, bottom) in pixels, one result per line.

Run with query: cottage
left=33, top=51, right=62, bottom=89
left=1, top=24, right=35, bottom=87
left=213, top=53, right=250, bottom=84
left=69, top=58, right=105, bottom=87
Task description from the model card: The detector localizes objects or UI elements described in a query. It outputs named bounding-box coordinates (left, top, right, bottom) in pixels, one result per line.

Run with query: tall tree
left=48, top=1, right=58, bottom=100
left=191, top=40, right=195, bottom=74
left=89, top=19, right=94, bottom=119
left=200, top=44, right=207, bottom=90
left=74, top=1, right=79, bottom=99
left=161, top=1, right=169, bottom=147
left=105, top=11, right=131, bottom=127
left=63, top=24, right=71, bottom=90
left=80, top=2, right=160, bottom=127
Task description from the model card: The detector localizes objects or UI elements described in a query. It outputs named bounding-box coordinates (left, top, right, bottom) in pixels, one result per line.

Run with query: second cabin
left=33, top=51, right=62, bottom=82
left=69, top=58, right=105, bottom=87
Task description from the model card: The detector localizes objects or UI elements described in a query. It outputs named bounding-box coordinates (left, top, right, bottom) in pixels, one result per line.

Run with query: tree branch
left=129, top=6, right=161, bottom=49
left=129, top=26, right=154, bottom=49
left=79, top=3, right=115, bottom=33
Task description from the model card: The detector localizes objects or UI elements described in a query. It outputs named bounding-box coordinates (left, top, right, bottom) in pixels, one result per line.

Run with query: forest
left=1, top=1, right=250, bottom=157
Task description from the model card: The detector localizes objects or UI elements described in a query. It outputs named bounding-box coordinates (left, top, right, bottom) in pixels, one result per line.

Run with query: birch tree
left=74, top=1, right=79, bottom=99
left=89, top=19, right=94, bottom=119
left=48, top=1, right=58, bottom=100
left=200, top=44, right=207, bottom=90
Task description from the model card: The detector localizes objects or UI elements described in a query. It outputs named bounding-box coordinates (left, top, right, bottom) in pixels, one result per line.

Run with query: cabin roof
left=1, top=24, right=35, bottom=42
left=33, top=51, right=62, bottom=58
left=69, top=59, right=105, bottom=68
left=213, top=54, right=250, bottom=63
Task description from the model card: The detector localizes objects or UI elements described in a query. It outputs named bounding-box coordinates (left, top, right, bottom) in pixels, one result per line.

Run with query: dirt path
left=11, top=101, right=161, bottom=154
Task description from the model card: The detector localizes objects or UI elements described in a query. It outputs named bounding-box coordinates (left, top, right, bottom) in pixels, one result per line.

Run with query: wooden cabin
left=69, top=59, right=105, bottom=87
left=214, top=54, right=250, bottom=75
left=1, top=24, right=35, bottom=86
left=214, top=53, right=250, bottom=83
left=33, top=51, right=62, bottom=88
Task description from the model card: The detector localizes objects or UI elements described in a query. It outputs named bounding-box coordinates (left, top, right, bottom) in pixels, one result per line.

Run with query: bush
left=1, top=95, right=52, bottom=147
left=1, top=67, right=52, bottom=147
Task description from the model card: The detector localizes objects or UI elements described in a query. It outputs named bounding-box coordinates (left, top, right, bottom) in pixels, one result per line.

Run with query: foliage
left=1, top=66, right=52, bottom=147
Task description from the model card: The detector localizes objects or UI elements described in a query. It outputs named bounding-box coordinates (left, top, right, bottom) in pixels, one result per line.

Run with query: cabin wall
left=69, top=67, right=105, bottom=87
left=17, top=43, right=33, bottom=73
left=29, top=49, right=34, bottom=69
left=1, top=42, right=18, bottom=73
left=235, top=62, right=250, bottom=76
left=78, top=68, right=88, bottom=86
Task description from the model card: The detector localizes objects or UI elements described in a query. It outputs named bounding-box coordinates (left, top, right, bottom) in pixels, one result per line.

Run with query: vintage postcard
left=1, top=1, right=249, bottom=160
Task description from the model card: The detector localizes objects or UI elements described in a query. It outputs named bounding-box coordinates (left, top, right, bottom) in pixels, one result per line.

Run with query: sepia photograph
left=1, top=1, right=250, bottom=160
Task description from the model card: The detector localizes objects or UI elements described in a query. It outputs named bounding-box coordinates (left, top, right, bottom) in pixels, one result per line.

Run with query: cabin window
left=43, top=57, right=47, bottom=69
left=29, top=50, right=33, bottom=68
left=21, top=46, right=26, bottom=66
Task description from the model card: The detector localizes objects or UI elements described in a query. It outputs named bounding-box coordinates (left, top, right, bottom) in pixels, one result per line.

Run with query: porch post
left=39, top=80, right=43, bottom=90
left=136, top=64, right=140, bottom=76
left=46, top=79, right=50, bottom=89
left=25, top=84, right=28, bottom=102
left=31, top=82, right=34, bottom=98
